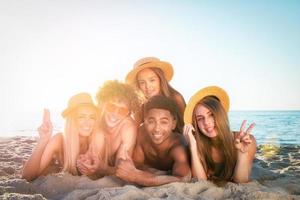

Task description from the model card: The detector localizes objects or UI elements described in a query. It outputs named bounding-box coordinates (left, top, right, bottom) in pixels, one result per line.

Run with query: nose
left=144, top=82, right=150, bottom=90
left=204, top=117, right=210, bottom=126
left=154, top=122, right=160, bottom=133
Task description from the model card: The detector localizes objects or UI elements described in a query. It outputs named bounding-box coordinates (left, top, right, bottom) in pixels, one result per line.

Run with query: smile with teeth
left=153, top=133, right=163, bottom=139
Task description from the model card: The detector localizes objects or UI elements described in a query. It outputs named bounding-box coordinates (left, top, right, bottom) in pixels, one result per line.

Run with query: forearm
left=190, top=146, right=207, bottom=180
left=133, top=169, right=180, bottom=187
left=22, top=138, right=49, bottom=181
left=233, top=152, right=250, bottom=183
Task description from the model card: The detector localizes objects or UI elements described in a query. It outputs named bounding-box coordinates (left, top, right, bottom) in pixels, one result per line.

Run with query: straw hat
left=62, top=92, right=97, bottom=118
left=184, top=86, right=230, bottom=124
left=125, top=57, right=174, bottom=85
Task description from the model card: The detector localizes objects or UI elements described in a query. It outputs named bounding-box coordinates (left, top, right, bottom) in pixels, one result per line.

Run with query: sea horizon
left=2, top=110, right=299, bottom=146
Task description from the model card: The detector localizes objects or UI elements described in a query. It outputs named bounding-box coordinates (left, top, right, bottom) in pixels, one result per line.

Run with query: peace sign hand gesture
left=37, top=109, right=53, bottom=141
left=235, top=120, right=255, bottom=153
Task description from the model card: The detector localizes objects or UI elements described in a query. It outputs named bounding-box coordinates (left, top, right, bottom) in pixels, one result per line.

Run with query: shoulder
left=170, top=144, right=189, bottom=162
left=45, top=132, right=64, bottom=153
left=172, top=92, right=186, bottom=104
left=170, top=133, right=189, bottom=160
left=49, top=133, right=63, bottom=145
left=120, top=117, right=138, bottom=139
left=120, top=117, right=138, bottom=133
left=91, top=130, right=105, bottom=140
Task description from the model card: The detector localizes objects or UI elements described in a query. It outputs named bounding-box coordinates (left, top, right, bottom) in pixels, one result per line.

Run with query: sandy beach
left=0, top=136, right=299, bottom=200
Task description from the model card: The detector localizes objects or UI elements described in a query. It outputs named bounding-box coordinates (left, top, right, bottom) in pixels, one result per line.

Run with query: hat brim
left=184, top=86, right=230, bottom=124
left=125, top=61, right=174, bottom=85
left=61, top=103, right=98, bottom=118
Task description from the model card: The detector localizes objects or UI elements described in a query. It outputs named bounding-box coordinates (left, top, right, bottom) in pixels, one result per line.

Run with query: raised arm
left=232, top=121, right=257, bottom=183
left=22, top=109, right=59, bottom=181
left=183, top=124, right=207, bottom=180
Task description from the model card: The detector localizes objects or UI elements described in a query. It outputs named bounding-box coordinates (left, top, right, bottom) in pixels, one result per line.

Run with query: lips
left=206, top=127, right=214, bottom=133
left=153, top=133, right=163, bottom=140
left=105, top=113, right=121, bottom=127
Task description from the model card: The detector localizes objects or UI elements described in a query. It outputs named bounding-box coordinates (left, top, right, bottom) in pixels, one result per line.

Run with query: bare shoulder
left=48, top=133, right=63, bottom=146
left=170, top=134, right=189, bottom=161
left=120, top=116, right=138, bottom=135
left=44, top=132, right=64, bottom=154
left=173, top=93, right=186, bottom=105
left=91, top=130, right=105, bottom=140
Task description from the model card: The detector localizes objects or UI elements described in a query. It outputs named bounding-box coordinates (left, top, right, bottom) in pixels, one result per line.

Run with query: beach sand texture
left=0, top=136, right=299, bottom=200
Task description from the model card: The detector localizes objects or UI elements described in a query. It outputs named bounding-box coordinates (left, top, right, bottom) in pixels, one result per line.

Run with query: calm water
left=229, top=111, right=300, bottom=146
left=2, top=111, right=300, bottom=146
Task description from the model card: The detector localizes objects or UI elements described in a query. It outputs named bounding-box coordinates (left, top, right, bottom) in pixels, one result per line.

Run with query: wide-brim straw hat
left=62, top=92, right=97, bottom=118
left=125, top=57, right=174, bottom=85
left=184, top=86, right=230, bottom=124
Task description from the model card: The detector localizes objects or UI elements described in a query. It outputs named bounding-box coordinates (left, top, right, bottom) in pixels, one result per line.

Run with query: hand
left=183, top=124, right=197, bottom=150
left=115, top=149, right=137, bottom=182
left=77, top=153, right=103, bottom=176
left=37, top=109, right=53, bottom=141
left=235, top=120, right=255, bottom=153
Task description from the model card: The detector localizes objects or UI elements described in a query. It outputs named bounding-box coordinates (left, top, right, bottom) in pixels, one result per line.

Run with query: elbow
left=233, top=176, right=249, bottom=183
left=21, top=173, right=34, bottom=182
left=21, top=169, right=37, bottom=182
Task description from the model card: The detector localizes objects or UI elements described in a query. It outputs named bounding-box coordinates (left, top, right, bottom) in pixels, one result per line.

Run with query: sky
left=0, top=0, right=299, bottom=134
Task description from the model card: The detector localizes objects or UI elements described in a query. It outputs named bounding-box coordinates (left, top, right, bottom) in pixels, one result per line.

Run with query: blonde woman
left=126, top=57, right=185, bottom=131
left=183, top=86, right=256, bottom=183
left=22, top=93, right=98, bottom=181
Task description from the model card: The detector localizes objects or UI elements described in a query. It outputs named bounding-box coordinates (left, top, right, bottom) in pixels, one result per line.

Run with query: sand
left=0, top=136, right=299, bottom=200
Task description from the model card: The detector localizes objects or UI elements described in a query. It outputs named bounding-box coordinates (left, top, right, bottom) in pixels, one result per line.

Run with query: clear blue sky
left=0, top=1, right=299, bottom=133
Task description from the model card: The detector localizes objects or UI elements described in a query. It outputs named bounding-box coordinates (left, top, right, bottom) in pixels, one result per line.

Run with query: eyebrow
left=196, top=111, right=211, bottom=118
left=138, top=75, right=157, bottom=81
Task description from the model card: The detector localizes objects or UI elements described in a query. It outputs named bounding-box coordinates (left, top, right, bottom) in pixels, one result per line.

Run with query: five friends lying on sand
left=22, top=57, right=256, bottom=186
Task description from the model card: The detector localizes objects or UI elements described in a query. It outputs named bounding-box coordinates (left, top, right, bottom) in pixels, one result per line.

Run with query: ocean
left=229, top=111, right=300, bottom=146
left=2, top=111, right=300, bottom=146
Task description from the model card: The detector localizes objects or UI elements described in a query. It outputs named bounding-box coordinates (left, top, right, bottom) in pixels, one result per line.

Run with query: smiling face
left=103, top=99, right=129, bottom=128
left=75, top=106, right=97, bottom=137
left=137, top=68, right=161, bottom=99
left=194, top=104, right=217, bottom=138
left=144, top=108, right=176, bottom=145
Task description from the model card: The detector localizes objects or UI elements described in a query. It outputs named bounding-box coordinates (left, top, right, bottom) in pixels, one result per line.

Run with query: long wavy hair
left=135, top=67, right=185, bottom=130
left=192, top=96, right=236, bottom=181
left=62, top=107, right=98, bottom=175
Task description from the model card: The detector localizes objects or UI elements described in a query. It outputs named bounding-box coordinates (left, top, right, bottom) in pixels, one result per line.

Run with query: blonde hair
left=62, top=106, right=98, bottom=175
left=192, top=96, right=236, bottom=181
left=96, top=80, right=141, bottom=114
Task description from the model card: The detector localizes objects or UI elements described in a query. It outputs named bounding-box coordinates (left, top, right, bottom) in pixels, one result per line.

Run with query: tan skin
left=136, top=68, right=186, bottom=121
left=22, top=107, right=96, bottom=181
left=115, top=108, right=191, bottom=186
left=76, top=99, right=137, bottom=177
left=184, top=105, right=256, bottom=183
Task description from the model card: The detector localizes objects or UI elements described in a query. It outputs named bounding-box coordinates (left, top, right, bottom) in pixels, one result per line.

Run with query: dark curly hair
left=96, top=80, right=141, bottom=113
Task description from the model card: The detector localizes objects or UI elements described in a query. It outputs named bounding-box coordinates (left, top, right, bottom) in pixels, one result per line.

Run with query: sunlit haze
left=1, top=1, right=299, bottom=134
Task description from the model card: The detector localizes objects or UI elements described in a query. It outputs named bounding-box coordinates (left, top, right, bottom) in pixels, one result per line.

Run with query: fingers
left=43, top=109, right=51, bottom=123
left=239, top=120, right=247, bottom=133
left=245, top=123, right=255, bottom=134
left=238, top=120, right=248, bottom=139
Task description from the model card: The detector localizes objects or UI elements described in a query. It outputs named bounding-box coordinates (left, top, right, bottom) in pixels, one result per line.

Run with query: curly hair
left=96, top=80, right=141, bottom=114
